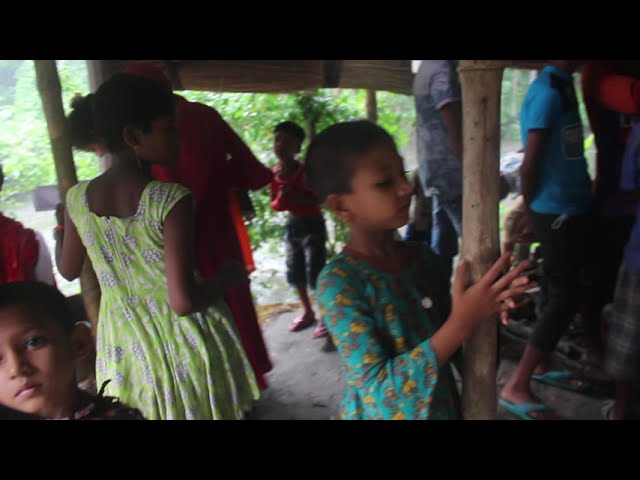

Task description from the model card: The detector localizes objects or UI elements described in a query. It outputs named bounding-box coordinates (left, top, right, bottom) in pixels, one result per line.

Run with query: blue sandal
left=499, top=398, right=555, bottom=420
left=531, top=370, right=587, bottom=393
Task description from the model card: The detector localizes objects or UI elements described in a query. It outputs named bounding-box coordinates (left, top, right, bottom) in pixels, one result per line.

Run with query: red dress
left=152, top=96, right=274, bottom=389
left=0, top=213, right=39, bottom=284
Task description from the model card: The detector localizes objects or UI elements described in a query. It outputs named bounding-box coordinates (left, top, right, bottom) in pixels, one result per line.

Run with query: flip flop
left=312, top=323, right=329, bottom=339
left=499, top=398, right=555, bottom=420
left=288, top=315, right=315, bottom=332
left=531, top=370, right=588, bottom=393
left=602, top=400, right=617, bottom=420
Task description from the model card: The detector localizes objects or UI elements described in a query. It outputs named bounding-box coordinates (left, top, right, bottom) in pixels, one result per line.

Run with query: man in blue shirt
left=501, top=61, right=592, bottom=420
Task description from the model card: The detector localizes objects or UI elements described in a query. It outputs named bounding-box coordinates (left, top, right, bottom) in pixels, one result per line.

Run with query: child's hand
left=451, top=253, right=534, bottom=331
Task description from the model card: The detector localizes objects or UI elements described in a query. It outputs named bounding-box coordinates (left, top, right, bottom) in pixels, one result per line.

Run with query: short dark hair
left=305, top=120, right=395, bottom=202
left=274, top=121, right=306, bottom=145
left=68, top=94, right=96, bottom=151
left=93, top=73, right=175, bottom=152
left=0, top=282, right=76, bottom=333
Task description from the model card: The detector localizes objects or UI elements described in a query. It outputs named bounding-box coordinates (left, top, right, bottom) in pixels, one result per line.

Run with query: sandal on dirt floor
left=313, top=323, right=329, bottom=339
left=288, top=315, right=315, bottom=332
left=531, top=370, right=590, bottom=393
left=499, top=398, right=557, bottom=420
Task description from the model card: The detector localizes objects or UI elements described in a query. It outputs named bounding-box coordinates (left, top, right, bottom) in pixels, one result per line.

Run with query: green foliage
left=0, top=60, right=418, bottom=254
left=0, top=60, right=97, bottom=208
left=181, top=88, right=415, bottom=249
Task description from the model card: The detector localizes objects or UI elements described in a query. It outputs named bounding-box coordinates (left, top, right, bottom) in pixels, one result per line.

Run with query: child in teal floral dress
left=306, top=120, right=533, bottom=420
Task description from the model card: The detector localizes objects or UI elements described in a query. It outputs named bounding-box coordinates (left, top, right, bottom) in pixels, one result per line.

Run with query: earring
left=134, top=149, right=143, bottom=172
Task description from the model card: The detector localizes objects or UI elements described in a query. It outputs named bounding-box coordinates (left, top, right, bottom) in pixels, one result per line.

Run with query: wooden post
left=458, top=60, right=505, bottom=420
left=366, top=89, right=378, bottom=123
left=34, top=60, right=101, bottom=336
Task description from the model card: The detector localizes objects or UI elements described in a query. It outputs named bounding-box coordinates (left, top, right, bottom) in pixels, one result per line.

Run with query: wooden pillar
left=458, top=60, right=505, bottom=420
left=366, top=89, right=378, bottom=123
left=34, top=60, right=101, bottom=337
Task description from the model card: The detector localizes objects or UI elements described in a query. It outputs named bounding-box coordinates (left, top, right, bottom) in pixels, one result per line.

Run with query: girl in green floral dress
left=54, top=73, right=258, bottom=420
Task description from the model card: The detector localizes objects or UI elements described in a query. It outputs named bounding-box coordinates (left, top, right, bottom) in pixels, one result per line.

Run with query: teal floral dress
left=66, top=180, right=259, bottom=420
left=316, top=242, right=460, bottom=420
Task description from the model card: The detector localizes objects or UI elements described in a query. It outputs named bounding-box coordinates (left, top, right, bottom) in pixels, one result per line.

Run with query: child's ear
left=325, top=193, right=352, bottom=223
left=69, top=322, right=94, bottom=361
left=122, top=125, right=141, bottom=150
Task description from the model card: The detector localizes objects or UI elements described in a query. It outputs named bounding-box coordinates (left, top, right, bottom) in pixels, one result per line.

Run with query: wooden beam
left=322, top=60, right=343, bottom=88
left=458, top=60, right=505, bottom=420
left=366, top=90, right=377, bottom=123
left=35, top=60, right=101, bottom=339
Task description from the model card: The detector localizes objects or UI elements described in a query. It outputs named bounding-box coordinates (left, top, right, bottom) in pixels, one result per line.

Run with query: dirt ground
left=251, top=309, right=613, bottom=420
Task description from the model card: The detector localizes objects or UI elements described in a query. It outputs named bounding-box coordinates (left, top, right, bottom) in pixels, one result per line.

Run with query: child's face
left=274, top=130, right=300, bottom=162
left=339, top=143, right=414, bottom=230
left=0, top=306, right=80, bottom=419
left=136, top=114, right=180, bottom=166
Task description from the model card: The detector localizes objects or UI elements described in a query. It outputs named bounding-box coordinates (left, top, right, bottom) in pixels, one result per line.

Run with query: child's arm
left=164, top=194, right=247, bottom=316
left=55, top=204, right=87, bottom=281
left=520, top=89, right=559, bottom=209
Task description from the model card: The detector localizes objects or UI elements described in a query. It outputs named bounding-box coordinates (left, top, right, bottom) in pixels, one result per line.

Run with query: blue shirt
left=414, top=60, right=463, bottom=201
left=621, top=122, right=640, bottom=273
left=520, top=65, right=592, bottom=215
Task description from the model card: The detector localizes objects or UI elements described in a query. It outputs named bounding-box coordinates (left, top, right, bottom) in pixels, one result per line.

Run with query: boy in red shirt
left=271, top=122, right=328, bottom=338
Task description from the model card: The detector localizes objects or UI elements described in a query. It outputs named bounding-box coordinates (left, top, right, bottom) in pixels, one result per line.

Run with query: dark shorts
left=285, top=215, right=327, bottom=289
left=605, top=262, right=640, bottom=385
left=581, top=214, right=635, bottom=309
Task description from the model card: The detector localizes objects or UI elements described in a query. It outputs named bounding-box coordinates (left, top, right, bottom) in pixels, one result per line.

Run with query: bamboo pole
left=34, top=60, right=101, bottom=337
left=366, top=89, right=378, bottom=123
left=458, top=60, right=505, bottom=420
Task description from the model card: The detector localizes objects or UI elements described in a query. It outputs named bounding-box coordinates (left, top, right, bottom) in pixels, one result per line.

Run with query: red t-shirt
left=581, top=61, right=640, bottom=216
left=270, top=162, right=322, bottom=217
left=0, top=213, right=39, bottom=284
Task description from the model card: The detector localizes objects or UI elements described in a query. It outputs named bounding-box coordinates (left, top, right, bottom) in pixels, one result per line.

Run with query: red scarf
left=0, top=213, right=39, bottom=284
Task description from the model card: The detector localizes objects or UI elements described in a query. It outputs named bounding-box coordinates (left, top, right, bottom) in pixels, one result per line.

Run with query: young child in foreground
left=0, top=281, right=144, bottom=420
left=307, top=120, right=533, bottom=420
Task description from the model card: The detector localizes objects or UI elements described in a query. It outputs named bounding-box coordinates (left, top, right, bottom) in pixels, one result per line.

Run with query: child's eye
left=376, top=179, right=393, bottom=189
left=25, top=337, right=46, bottom=349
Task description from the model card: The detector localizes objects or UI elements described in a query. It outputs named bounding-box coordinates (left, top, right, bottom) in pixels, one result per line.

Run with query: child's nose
left=398, top=176, right=413, bottom=197
left=5, top=351, right=28, bottom=378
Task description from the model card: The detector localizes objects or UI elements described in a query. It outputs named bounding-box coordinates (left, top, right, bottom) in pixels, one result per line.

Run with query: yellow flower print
left=409, top=347, right=423, bottom=359
left=337, top=294, right=353, bottom=307
left=363, top=353, right=378, bottom=364
left=350, top=322, right=367, bottom=333
left=401, top=380, right=417, bottom=394
left=391, top=412, right=406, bottom=420
left=333, top=267, right=348, bottom=278
left=385, top=304, right=394, bottom=322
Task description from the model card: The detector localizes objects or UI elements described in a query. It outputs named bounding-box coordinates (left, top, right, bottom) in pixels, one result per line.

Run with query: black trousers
left=528, top=212, right=588, bottom=353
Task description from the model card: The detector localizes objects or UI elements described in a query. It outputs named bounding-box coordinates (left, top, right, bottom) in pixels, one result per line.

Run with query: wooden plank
left=35, top=60, right=101, bottom=339
left=458, top=59, right=505, bottom=420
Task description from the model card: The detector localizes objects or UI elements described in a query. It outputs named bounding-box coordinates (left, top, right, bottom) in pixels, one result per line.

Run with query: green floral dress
left=316, top=242, right=461, bottom=420
left=66, top=180, right=259, bottom=420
